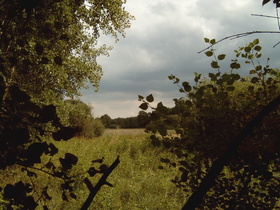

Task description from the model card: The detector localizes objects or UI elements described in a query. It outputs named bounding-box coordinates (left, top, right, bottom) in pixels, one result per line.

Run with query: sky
left=81, top=0, right=280, bottom=119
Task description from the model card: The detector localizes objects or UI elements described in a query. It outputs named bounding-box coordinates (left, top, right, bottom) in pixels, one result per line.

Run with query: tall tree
left=0, top=0, right=133, bottom=208
left=0, top=0, right=134, bottom=103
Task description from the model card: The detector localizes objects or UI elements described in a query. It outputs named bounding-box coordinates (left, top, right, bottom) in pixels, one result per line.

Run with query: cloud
left=81, top=0, right=280, bottom=118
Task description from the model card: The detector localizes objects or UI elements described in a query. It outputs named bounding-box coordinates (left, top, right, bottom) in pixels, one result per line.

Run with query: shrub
left=139, top=39, right=280, bottom=209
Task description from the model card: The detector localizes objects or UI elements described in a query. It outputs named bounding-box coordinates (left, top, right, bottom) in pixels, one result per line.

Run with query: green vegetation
left=0, top=0, right=133, bottom=208
left=0, top=129, right=186, bottom=209
left=100, top=111, right=150, bottom=129
left=57, top=99, right=105, bottom=138
left=139, top=39, right=280, bottom=209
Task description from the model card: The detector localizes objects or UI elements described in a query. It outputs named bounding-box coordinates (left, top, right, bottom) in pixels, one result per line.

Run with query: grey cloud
left=81, top=0, right=280, bottom=118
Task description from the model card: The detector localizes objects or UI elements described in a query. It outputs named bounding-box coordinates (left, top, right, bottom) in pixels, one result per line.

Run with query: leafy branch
left=182, top=94, right=280, bottom=209
left=198, top=31, right=280, bottom=53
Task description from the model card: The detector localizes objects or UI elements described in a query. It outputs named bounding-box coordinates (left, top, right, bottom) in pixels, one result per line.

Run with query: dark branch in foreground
left=81, top=156, right=120, bottom=210
left=182, top=94, right=280, bottom=210
left=198, top=31, right=280, bottom=53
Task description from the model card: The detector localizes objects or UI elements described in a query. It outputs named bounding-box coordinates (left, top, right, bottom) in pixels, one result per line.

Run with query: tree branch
left=182, top=94, right=280, bottom=210
left=198, top=31, right=280, bottom=53
left=81, top=155, right=120, bottom=210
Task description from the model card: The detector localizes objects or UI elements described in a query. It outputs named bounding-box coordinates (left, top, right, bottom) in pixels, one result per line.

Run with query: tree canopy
left=0, top=0, right=134, bottom=103
left=0, top=0, right=133, bottom=208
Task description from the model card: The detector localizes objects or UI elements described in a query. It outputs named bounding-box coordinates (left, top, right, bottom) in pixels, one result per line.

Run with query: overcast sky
left=81, top=0, right=280, bottom=118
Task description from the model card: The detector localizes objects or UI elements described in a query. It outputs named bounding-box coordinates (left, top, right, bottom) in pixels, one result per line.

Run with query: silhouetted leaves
left=35, top=43, right=44, bottom=55
left=88, top=167, right=98, bottom=176
left=59, top=153, right=78, bottom=170
left=54, top=56, right=62, bottom=65
left=53, top=127, right=77, bottom=141
left=25, top=143, right=46, bottom=164
left=139, top=102, right=148, bottom=110
left=146, top=94, right=154, bottom=102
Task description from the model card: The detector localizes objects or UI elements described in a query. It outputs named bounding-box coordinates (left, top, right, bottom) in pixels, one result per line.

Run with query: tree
left=137, top=111, right=150, bottom=128
left=57, top=99, right=105, bottom=138
left=139, top=39, right=280, bottom=209
left=100, top=114, right=113, bottom=128
left=0, top=0, right=134, bottom=103
left=0, top=0, right=133, bottom=208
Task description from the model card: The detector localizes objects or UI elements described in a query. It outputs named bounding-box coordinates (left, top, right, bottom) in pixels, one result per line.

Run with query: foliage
left=1, top=129, right=186, bottom=209
left=0, top=0, right=133, bottom=208
left=0, top=0, right=134, bottom=103
left=57, top=99, right=105, bottom=138
left=100, top=114, right=145, bottom=128
left=139, top=39, right=280, bottom=209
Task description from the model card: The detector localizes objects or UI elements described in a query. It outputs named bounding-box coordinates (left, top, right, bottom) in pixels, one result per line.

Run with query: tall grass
left=0, top=129, right=187, bottom=209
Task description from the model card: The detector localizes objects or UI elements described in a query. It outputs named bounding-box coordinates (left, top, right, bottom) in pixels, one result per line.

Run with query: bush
left=139, top=39, right=280, bottom=209
left=57, top=100, right=105, bottom=138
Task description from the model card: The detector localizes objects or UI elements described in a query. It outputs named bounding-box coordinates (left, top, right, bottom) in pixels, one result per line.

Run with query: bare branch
left=251, top=13, right=280, bottom=19
left=81, top=156, right=120, bottom=210
left=198, top=31, right=280, bottom=54
left=181, top=94, right=280, bottom=210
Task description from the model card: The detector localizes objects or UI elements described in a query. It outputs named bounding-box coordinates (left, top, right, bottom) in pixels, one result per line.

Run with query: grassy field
left=1, top=129, right=187, bottom=209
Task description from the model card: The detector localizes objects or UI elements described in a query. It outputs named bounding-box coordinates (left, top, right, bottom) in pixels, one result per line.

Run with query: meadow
left=0, top=129, right=187, bottom=209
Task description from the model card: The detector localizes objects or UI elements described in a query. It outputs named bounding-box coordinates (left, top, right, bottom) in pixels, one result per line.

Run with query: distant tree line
left=99, top=111, right=150, bottom=129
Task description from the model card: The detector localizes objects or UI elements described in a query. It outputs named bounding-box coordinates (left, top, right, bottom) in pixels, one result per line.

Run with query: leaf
left=209, top=73, right=216, bottom=81
left=70, top=193, right=77, bottom=199
left=210, top=39, right=216, bottom=44
left=139, top=103, right=148, bottom=110
left=138, top=95, right=144, bottom=101
left=226, top=86, right=235, bottom=91
left=244, top=47, right=251, bottom=53
left=65, top=153, right=78, bottom=165
left=54, top=56, right=62, bottom=65
left=168, top=75, right=175, bottom=80
left=182, top=82, right=191, bottom=92
left=204, top=38, right=210, bottom=43
left=262, top=0, right=270, bottom=6
left=217, top=54, right=226, bottom=60
left=62, top=192, right=68, bottom=201
left=254, top=45, right=262, bottom=51
left=205, top=51, right=213, bottom=57
left=88, top=167, right=98, bottom=176
left=35, top=43, right=44, bottom=55
left=211, top=61, right=219, bottom=69
left=230, top=62, right=240, bottom=69
left=256, top=52, right=262, bottom=58
left=146, top=94, right=154, bottom=103
left=250, top=70, right=257, bottom=74
left=253, top=39, right=259, bottom=45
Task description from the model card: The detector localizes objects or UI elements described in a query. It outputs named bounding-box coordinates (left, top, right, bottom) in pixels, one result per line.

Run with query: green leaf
left=254, top=45, right=262, bottom=51
left=168, top=75, right=175, bottom=80
left=210, top=39, right=216, bottom=44
left=217, top=54, right=226, bottom=60
left=251, top=77, right=259, bottom=84
left=244, top=47, right=251, bottom=53
left=205, top=51, right=213, bottom=57
left=138, top=95, right=144, bottom=101
left=253, top=39, right=259, bottom=45
left=211, top=61, right=219, bottom=69
left=146, top=94, right=154, bottom=103
left=139, top=103, right=148, bottom=110
left=204, top=38, right=210, bottom=43
left=182, top=82, right=191, bottom=92
left=230, top=62, right=240, bottom=69
left=194, top=73, right=201, bottom=83
left=209, top=73, right=216, bottom=81
left=256, top=52, right=262, bottom=58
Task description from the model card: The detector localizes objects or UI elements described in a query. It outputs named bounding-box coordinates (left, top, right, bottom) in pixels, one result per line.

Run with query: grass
left=0, top=129, right=187, bottom=209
